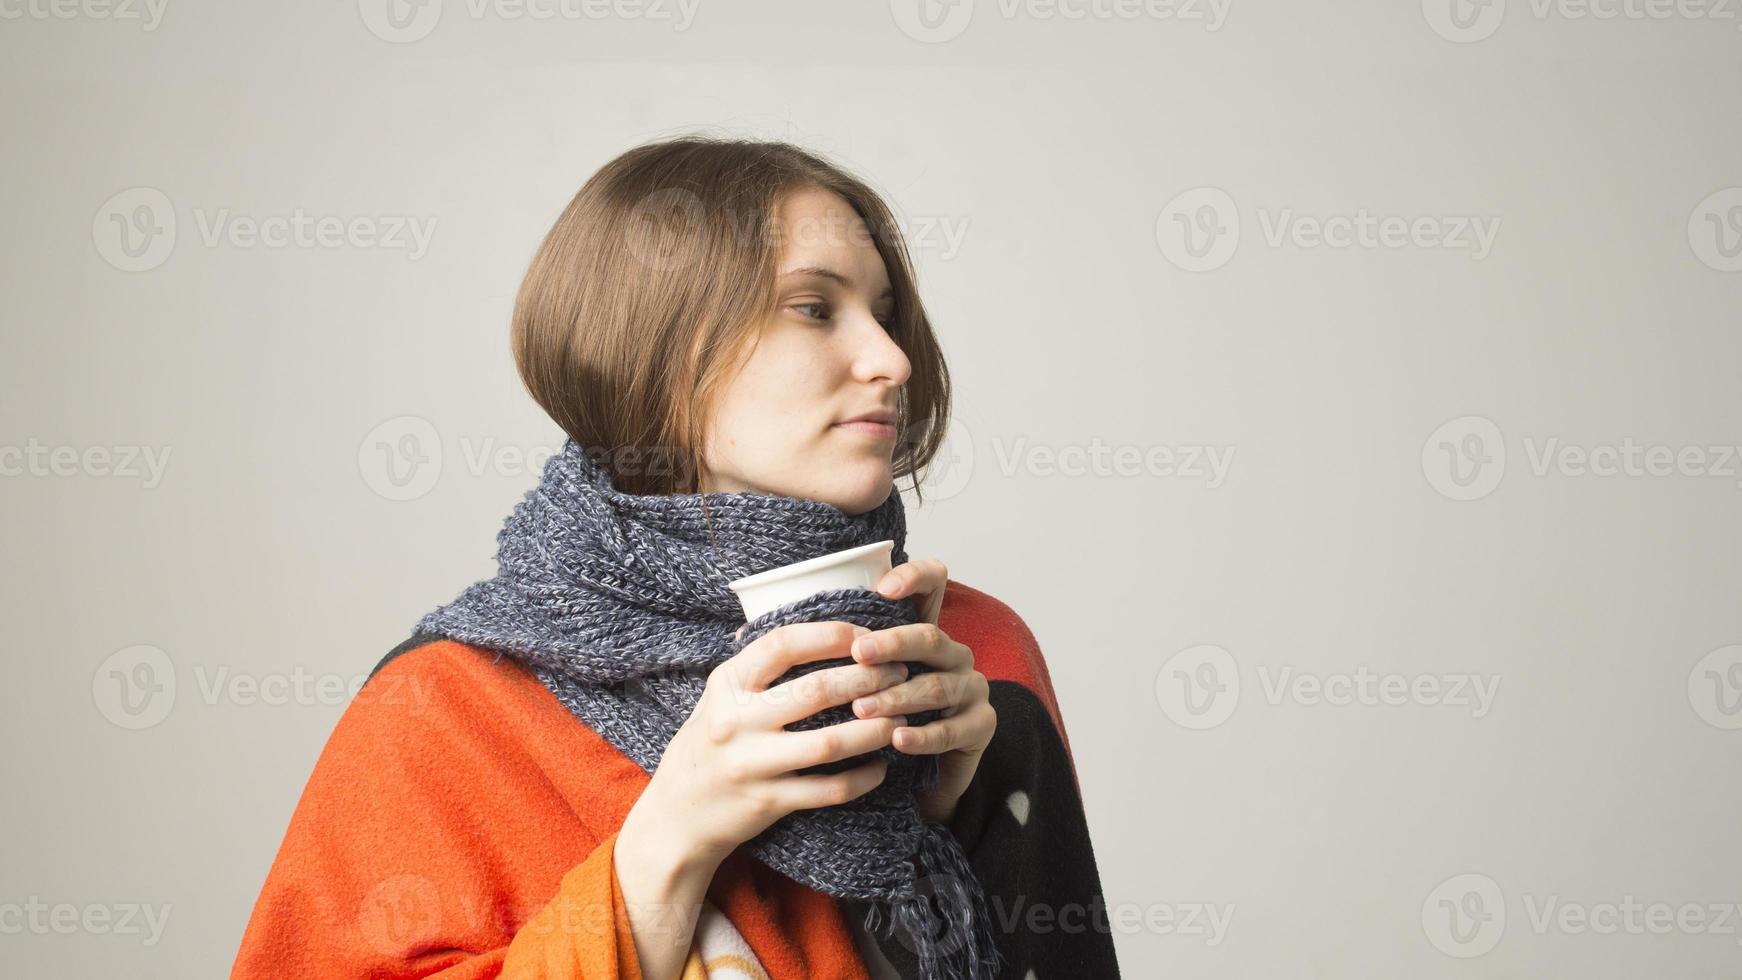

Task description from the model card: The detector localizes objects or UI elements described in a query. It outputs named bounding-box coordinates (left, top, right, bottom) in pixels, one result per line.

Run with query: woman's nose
left=851, top=316, right=912, bottom=386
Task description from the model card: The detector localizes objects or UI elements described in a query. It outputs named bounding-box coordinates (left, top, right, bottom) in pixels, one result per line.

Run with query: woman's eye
left=791, top=301, right=894, bottom=333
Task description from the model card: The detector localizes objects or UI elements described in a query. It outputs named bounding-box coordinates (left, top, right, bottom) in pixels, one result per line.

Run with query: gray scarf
left=412, top=438, right=1002, bottom=979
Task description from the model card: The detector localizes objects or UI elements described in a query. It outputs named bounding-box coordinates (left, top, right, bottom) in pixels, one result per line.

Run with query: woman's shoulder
left=344, top=634, right=571, bottom=749
left=938, top=580, right=1056, bottom=692
left=933, top=581, right=1100, bottom=869
left=937, top=580, right=1074, bottom=754
left=330, top=635, right=651, bottom=838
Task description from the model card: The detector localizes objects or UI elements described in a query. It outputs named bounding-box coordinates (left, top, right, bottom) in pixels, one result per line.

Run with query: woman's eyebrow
left=780, top=266, right=894, bottom=300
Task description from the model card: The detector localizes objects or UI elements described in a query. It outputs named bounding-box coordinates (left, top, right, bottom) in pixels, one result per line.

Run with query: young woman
left=232, top=136, right=1119, bottom=980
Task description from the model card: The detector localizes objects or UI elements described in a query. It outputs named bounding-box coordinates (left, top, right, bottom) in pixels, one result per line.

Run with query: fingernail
left=853, top=696, right=877, bottom=716
left=853, top=625, right=871, bottom=637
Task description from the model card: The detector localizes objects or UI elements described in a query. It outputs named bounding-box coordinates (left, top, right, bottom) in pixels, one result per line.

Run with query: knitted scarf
left=411, top=438, right=1003, bottom=980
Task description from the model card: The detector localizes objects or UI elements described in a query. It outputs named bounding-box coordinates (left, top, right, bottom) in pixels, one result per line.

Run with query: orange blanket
left=232, top=581, right=1109, bottom=978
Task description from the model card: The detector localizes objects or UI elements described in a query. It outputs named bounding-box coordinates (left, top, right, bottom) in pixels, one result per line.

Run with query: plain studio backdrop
left=4, top=2, right=1741, bottom=977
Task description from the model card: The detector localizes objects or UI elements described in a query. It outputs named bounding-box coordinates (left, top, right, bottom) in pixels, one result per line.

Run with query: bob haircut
left=511, top=134, right=952, bottom=502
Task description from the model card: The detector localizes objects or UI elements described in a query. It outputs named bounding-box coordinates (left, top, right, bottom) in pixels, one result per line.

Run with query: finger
left=850, top=622, right=967, bottom=670
left=850, top=669, right=985, bottom=720
left=754, top=661, right=909, bottom=728
left=874, top=558, right=948, bottom=602
left=770, top=756, right=890, bottom=812
left=726, top=621, right=870, bottom=692
left=892, top=701, right=995, bottom=754
left=761, top=715, right=908, bottom=776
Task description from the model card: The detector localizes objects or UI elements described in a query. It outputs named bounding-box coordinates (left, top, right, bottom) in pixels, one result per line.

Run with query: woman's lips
left=832, top=420, right=898, bottom=441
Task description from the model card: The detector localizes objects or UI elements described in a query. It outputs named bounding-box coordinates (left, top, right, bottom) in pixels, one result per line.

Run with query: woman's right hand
left=625, top=620, right=912, bottom=869
left=612, top=621, right=908, bottom=979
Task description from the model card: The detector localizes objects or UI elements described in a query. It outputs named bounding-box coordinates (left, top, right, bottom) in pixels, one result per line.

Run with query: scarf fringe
left=861, top=821, right=1005, bottom=980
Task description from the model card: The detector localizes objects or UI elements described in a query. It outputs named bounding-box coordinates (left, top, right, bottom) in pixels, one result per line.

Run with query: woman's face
left=698, top=186, right=913, bottom=515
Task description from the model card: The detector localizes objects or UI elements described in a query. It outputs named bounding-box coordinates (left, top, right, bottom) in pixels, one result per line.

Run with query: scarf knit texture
left=410, top=438, right=1004, bottom=980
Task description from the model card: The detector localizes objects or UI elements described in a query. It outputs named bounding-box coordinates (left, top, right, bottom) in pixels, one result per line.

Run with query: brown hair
left=511, top=134, right=952, bottom=501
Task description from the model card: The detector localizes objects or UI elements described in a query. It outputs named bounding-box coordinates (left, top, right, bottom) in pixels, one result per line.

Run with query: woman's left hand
left=851, top=559, right=996, bottom=825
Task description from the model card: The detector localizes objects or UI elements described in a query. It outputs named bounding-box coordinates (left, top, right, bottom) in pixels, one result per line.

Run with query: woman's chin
left=816, top=463, right=895, bottom=515
left=730, top=454, right=893, bottom=513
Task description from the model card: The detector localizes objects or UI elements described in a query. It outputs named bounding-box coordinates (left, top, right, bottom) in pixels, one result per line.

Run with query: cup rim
left=726, top=540, right=894, bottom=593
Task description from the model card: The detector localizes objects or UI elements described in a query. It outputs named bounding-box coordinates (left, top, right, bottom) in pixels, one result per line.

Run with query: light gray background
left=4, top=1, right=1741, bottom=977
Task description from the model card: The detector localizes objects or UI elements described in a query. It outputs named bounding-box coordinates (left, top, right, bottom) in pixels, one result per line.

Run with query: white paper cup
left=727, top=540, right=895, bottom=623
